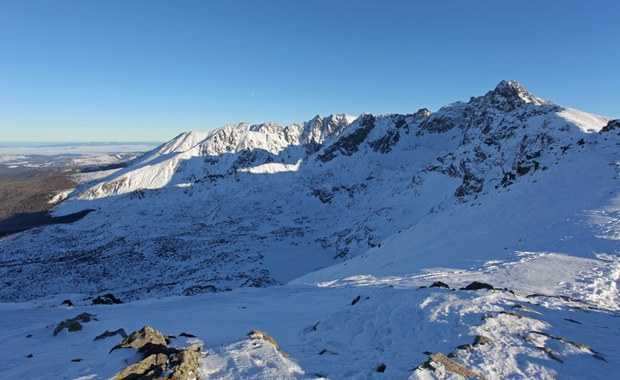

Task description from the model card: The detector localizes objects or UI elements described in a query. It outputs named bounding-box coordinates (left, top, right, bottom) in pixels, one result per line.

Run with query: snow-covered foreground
left=1, top=251, right=618, bottom=379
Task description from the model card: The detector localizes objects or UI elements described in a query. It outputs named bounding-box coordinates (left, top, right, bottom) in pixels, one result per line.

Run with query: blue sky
left=0, top=0, right=618, bottom=142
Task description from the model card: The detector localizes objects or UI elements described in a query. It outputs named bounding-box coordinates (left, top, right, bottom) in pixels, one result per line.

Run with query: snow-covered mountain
left=1, top=80, right=619, bottom=379
left=0, top=80, right=616, bottom=301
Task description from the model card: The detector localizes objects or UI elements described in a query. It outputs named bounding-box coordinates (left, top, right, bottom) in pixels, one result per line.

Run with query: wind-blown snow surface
left=0, top=80, right=619, bottom=378
left=1, top=252, right=619, bottom=379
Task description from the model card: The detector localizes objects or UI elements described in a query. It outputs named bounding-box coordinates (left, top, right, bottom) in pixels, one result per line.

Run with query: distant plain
left=0, top=142, right=157, bottom=236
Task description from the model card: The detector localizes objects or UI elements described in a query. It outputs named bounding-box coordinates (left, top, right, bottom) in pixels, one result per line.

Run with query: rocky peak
left=479, top=80, right=547, bottom=112
left=300, top=113, right=353, bottom=146
left=492, top=80, right=539, bottom=101
left=412, top=108, right=432, bottom=120
left=308, top=114, right=323, bottom=125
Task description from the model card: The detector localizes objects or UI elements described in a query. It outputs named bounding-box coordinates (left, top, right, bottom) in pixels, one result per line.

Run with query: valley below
left=0, top=144, right=157, bottom=236
left=0, top=166, right=78, bottom=236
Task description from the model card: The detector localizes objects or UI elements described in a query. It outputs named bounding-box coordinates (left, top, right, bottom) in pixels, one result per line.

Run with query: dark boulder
left=92, top=293, right=123, bottom=305
left=139, top=342, right=178, bottom=357
left=429, top=281, right=451, bottom=289
left=460, top=281, right=495, bottom=291
left=61, top=299, right=74, bottom=307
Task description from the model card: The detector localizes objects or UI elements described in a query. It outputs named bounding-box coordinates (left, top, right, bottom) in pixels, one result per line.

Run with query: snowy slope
left=0, top=251, right=618, bottom=379
left=0, top=80, right=619, bottom=379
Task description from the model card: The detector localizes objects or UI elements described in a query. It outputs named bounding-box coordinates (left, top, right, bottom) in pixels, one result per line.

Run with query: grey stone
left=111, top=326, right=167, bottom=353
left=53, top=313, right=98, bottom=336
left=111, top=353, right=168, bottom=380
left=94, top=328, right=128, bottom=341
left=169, top=343, right=202, bottom=380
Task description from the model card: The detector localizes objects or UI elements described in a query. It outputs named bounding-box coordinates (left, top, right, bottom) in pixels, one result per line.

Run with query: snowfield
left=1, top=252, right=618, bottom=379
left=0, top=81, right=618, bottom=379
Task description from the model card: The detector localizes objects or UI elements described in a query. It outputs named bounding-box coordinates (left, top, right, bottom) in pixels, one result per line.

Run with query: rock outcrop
left=111, top=326, right=203, bottom=380
left=53, top=313, right=98, bottom=336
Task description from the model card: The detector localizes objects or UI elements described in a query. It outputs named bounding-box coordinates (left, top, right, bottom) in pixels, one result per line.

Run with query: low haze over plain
left=0, top=0, right=618, bottom=142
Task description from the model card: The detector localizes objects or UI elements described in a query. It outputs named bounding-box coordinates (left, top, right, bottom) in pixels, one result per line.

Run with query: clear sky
left=0, top=0, right=618, bottom=142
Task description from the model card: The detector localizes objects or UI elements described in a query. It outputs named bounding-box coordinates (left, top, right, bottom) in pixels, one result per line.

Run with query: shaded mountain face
left=0, top=81, right=616, bottom=301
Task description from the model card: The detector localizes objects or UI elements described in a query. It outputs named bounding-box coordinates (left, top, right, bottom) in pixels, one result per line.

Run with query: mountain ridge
left=0, top=80, right=617, bottom=302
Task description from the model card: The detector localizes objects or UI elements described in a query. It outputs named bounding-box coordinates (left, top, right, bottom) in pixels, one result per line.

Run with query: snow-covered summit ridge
left=144, top=113, right=356, bottom=158
left=71, top=113, right=357, bottom=199
left=65, top=80, right=609, bottom=203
